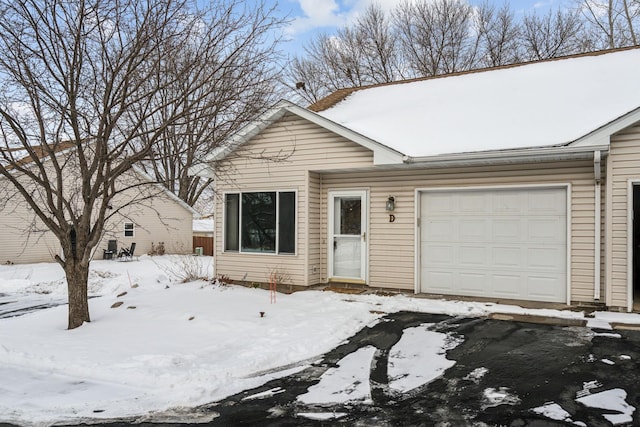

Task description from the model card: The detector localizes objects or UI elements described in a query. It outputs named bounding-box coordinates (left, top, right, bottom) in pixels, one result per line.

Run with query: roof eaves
left=404, top=144, right=609, bottom=168
left=569, top=106, right=640, bottom=148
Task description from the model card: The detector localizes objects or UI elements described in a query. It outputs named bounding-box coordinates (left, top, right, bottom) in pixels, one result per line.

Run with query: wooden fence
left=192, top=236, right=214, bottom=256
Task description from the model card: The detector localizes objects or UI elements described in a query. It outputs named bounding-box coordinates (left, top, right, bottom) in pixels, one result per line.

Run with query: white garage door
left=420, top=187, right=567, bottom=303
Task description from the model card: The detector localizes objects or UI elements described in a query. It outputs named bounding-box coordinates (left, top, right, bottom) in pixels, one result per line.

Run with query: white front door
left=329, top=190, right=368, bottom=282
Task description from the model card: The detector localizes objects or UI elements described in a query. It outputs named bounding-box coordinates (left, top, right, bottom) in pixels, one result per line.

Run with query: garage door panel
left=460, top=193, right=488, bottom=212
left=459, top=246, right=487, bottom=266
left=527, top=191, right=565, bottom=212
left=493, top=274, right=524, bottom=297
left=423, top=244, right=453, bottom=265
left=527, top=247, right=565, bottom=270
left=528, top=219, right=565, bottom=241
left=494, top=192, right=523, bottom=212
left=527, top=275, right=567, bottom=301
left=423, top=220, right=451, bottom=240
left=420, top=187, right=567, bottom=303
left=423, top=270, right=454, bottom=291
left=458, top=272, right=487, bottom=293
left=492, top=219, right=522, bottom=241
left=423, top=193, right=453, bottom=213
left=459, top=219, right=487, bottom=240
left=492, top=246, right=522, bottom=267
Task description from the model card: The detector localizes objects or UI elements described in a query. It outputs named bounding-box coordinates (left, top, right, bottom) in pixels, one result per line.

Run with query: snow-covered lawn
left=1, top=256, right=640, bottom=425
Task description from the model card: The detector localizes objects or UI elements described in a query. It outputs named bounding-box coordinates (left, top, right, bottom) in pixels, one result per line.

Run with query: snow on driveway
left=576, top=388, right=636, bottom=425
left=297, top=346, right=377, bottom=405
left=531, top=402, right=580, bottom=425
left=388, top=323, right=461, bottom=393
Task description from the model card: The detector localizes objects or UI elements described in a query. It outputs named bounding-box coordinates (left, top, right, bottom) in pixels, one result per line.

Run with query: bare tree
left=287, top=4, right=401, bottom=104
left=0, top=0, right=281, bottom=329
left=287, top=56, right=333, bottom=105
left=138, top=1, right=285, bottom=209
left=354, top=4, right=403, bottom=83
left=393, top=0, right=480, bottom=76
left=521, top=8, right=589, bottom=60
left=475, top=1, right=522, bottom=67
left=577, top=0, right=640, bottom=48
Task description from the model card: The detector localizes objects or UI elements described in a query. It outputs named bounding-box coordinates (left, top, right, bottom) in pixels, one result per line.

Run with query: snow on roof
left=317, top=48, right=640, bottom=158
left=193, top=218, right=214, bottom=232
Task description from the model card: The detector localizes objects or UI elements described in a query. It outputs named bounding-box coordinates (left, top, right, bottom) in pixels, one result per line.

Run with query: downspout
left=594, top=151, right=602, bottom=300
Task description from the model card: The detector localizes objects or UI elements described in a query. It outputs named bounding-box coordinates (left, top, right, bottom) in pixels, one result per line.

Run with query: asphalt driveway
left=198, top=312, right=640, bottom=427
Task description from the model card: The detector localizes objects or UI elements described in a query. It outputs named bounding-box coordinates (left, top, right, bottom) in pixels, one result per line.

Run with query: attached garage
left=418, top=186, right=568, bottom=303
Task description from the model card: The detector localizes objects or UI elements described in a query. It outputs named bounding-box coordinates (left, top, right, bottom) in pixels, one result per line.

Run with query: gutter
left=403, top=145, right=610, bottom=168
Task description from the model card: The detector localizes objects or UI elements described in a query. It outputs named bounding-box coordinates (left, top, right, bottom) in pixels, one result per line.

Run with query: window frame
left=223, top=189, right=297, bottom=256
left=124, top=222, right=135, bottom=238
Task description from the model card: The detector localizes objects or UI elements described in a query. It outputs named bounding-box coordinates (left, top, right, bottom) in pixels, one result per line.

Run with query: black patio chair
left=117, top=242, right=137, bottom=262
left=103, top=240, right=117, bottom=260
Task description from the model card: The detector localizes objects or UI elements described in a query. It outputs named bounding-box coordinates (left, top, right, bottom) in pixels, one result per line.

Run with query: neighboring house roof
left=2, top=142, right=199, bottom=217
left=192, top=218, right=214, bottom=233
left=2, top=141, right=77, bottom=169
left=314, top=46, right=640, bottom=158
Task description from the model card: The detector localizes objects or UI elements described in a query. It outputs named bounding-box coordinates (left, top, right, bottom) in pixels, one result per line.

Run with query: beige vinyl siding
left=98, top=190, right=194, bottom=258
left=320, top=161, right=598, bottom=302
left=214, top=113, right=375, bottom=286
left=307, top=172, right=321, bottom=284
left=0, top=201, right=62, bottom=264
left=607, top=123, right=640, bottom=308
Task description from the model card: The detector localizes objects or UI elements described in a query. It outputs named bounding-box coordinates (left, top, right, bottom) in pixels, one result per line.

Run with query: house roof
left=2, top=141, right=78, bottom=169
left=193, top=218, right=214, bottom=233
left=313, top=47, right=640, bottom=158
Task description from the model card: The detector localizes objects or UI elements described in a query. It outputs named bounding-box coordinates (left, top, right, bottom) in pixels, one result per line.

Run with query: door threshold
left=328, top=278, right=366, bottom=285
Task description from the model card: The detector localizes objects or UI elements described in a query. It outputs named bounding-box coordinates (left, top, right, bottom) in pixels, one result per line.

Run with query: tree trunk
left=65, top=261, right=91, bottom=329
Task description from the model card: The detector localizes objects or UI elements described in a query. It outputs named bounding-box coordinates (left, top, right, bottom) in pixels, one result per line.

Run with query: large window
left=225, top=191, right=296, bottom=254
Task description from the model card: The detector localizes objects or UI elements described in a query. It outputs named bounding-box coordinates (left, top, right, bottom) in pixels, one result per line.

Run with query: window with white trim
left=224, top=191, right=295, bottom=254
left=124, top=223, right=134, bottom=237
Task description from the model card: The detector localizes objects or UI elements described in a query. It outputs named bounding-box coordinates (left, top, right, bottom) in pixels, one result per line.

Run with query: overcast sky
left=270, top=0, right=574, bottom=55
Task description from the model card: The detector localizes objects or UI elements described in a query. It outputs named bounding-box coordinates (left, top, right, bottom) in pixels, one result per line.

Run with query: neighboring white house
left=193, top=46, right=640, bottom=312
left=0, top=148, right=197, bottom=264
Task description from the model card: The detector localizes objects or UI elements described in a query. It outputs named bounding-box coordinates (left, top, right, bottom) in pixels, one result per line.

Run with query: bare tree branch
left=0, top=0, right=283, bottom=329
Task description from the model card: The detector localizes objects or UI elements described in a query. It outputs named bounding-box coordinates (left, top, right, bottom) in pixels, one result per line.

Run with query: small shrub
left=214, top=274, right=231, bottom=286
left=148, top=241, right=166, bottom=256
left=156, top=254, right=213, bottom=283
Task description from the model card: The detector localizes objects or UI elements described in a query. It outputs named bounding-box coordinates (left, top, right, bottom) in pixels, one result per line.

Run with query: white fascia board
left=570, top=107, right=640, bottom=148
left=404, top=144, right=610, bottom=167
left=188, top=162, right=216, bottom=179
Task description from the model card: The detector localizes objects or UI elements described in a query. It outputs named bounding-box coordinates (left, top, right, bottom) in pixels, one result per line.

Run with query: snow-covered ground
left=1, top=256, right=640, bottom=425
